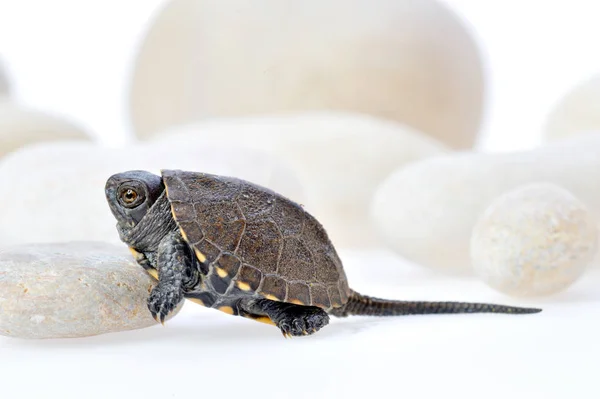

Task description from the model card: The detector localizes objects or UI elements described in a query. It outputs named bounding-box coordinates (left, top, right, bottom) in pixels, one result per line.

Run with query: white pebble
left=543, top=73, right=600, bottom=142
left=0, top=242, right=180, bottom=339
left=151, top=112, right=449, bottom=247
left=130, top=0, right=484, bottom=149
left=0, top=141, right=304, bottom=247
left=470, top=183, right=598, bottom=297
left=370, top=134, right=600, bottom=273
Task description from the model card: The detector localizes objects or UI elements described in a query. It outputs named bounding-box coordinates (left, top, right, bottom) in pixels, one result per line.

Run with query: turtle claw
left=281, top=330, right=291, bottom=339
left=148, top=285, right=182, bottom=325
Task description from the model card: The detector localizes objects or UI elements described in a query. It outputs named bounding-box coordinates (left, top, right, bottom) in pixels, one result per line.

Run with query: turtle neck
left=119, top=191, right=178, bottom=253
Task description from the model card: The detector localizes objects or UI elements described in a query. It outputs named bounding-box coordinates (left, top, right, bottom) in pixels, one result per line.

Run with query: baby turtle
left=105, top=170, right=541, bottom=337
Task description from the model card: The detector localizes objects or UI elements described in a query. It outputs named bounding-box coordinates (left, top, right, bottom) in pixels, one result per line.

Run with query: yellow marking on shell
left=215, top=267, right=228, bottom=278
left=264, top=294, right=280, bottom=301
left=218, top=306, right=234, bottom=315
left=180, top=228, right=189, bottom=242
left=236, top=281, right=252, bottom=291
left=128, top=247, right=144, bottom=260
left=194, top=248, right=207, bottom=263
left=250, top=316, right=276, bottom=326
left=289, top=299, right=305, bottom=305
left=146, top=268, right=159, bottom=280
left=187, top=298, right=205, bottom=307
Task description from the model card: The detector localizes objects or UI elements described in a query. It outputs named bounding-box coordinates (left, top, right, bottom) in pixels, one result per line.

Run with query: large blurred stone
left=0, top=241, right=180, bottom=339
left=151, top=112, right=450, bottom=247
left=0, top=141, right=303, bottom=247
left=0, top=101, right=90, bottom=158
left=0, top=59, right=9, bottom=97
left=370, top=134, right=600, bottom=274
left=130, top=0, right=485, bottom=149
left=542, top=74, right=600, bottom=142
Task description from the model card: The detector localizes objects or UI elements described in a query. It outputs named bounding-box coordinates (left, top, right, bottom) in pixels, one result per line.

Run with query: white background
left=0, top=1, right=599, bottom=398
left=1, top=0, right=600, bottom=150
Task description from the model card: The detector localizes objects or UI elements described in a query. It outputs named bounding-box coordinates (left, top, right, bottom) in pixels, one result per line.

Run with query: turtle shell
left=161, top=169, right=350, bottom=310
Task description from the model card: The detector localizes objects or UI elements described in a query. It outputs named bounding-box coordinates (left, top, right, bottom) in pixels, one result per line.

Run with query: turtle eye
left=118, top=185, right=145, bottom=208
left=122, top=189, right=137, bottom=204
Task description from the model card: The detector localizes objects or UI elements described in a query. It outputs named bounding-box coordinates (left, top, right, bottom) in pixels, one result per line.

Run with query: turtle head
left=105, top=170, right=165, bottom=229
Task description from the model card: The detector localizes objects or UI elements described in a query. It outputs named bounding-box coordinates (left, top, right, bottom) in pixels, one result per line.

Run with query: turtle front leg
left=128, top=247, right=159, bottom=279
left=148, top=230, right=198, bottom=324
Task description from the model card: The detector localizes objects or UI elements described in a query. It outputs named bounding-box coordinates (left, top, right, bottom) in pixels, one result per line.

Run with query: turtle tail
left=329, top=290, right=542, bottom=317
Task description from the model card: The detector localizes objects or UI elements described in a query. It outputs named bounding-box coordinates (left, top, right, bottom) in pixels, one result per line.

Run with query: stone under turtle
left=105, top=169, right=541, bottom=337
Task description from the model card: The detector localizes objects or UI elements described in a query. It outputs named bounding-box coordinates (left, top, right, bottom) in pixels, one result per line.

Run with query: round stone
left=129, top=0, right=485, bottom=149
left=0, top=140, right=303, bottom=247
left=0, top=101, right=89, bottom=158
left=370, top=133, right=600, bottom=274
left=543, top=73, right=600, bottom=142
left=0, top=59, right=9, bottom=97
left=150, top=112, right=449, bottom=247
left=0, top=241, right=182, bottom=339
left=470, top=183, right=598, bottom=297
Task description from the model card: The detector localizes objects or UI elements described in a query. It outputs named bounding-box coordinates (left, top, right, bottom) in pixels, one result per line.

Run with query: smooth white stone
left=0, top=100, right=90, bottom=158
left=0, top=241, right=181, bottom=339
left=543, top=73, right=600, bottom=142
left=0, top=141, right=303, bottom=247
left=471, top=183, right=598, bottom=297
left=0, top=59, right=9, bottom=97
left=130, top=0, right=485, bottom=149
left=370, top=134, right=600, bottom=274
left=151, top=112, right=450, bottom=247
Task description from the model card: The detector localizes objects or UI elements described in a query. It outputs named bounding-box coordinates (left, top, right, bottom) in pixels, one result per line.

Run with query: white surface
left=0, top=249, right=598, bottom=399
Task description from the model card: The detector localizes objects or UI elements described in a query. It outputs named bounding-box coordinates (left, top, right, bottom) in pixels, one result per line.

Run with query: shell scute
left=177, top=221, right=204, bottom=245
left=310, top=284, right=331, bottom=309
left=215, top=252, right=241, bottom=278
left=170, top=201, right=195, bottom=222
left=237, top=221, right=281, bottom=274
left=271, top=200, right=305, bottom=237
left=194, top=240, right=221, bottom=264
left=286, top=282, right=311, bottom=305
left=278, top=237, right=314, bottom=281
left=202, top=219, right=245, bottom=253
left=328, top=286, right=343, bottom=308
left=235, top=264, right=263, bottom=292
left=237, top=184, right=276, bottom=220
left=260, top=275, right=287, bottom=301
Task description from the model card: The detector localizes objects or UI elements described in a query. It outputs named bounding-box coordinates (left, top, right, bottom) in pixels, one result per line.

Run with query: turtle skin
left=162, top=170, right=351, bottom=312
